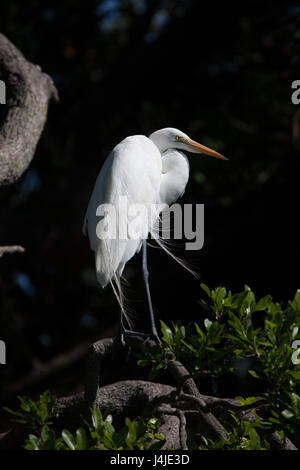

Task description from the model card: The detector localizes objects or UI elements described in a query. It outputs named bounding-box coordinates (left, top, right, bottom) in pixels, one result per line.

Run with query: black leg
left=142, top=240, right=160, bottom=341
left=119, top=308, right=126, bottom=347
left=118, top=308, right=149, bottom=347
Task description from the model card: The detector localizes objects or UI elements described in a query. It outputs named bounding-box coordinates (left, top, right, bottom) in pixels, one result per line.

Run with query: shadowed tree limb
left=82, top=334, right=297, bottom=450
left=0, top=33, right=58, bottom=187
left=156, top=406, right=188, bottom=450
left=0, top=245, right=25, bottom=257
left=85, top=336, right=227, bottom=444
left=0, top=337, right=297, bottom=450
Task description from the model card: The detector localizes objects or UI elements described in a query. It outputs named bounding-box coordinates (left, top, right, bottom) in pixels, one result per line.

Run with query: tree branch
left=1, top=334, right=297, bottom=450
left=0, top=33, right=58, bottom=186
left=0, top=245, right=25, bottom=257
left=85, top=334, right=229, bottom=443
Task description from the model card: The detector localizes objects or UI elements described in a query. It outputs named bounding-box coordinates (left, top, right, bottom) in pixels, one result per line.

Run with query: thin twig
left=0, top=245, right=25, bottom=257
left=204, top=396, right=268, bottom=412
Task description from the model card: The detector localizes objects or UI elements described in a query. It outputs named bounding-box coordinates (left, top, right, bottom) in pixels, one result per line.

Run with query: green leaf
left=236, top=396, right=257, bottom=406
left=2, top=406, right=25, bottom=418
left=76, top=428, right=87, bottom=450
left=181, top=340, right=198, bottom=354
left=292, top=289, right=300, bottom=312
left=247, top=427, right=260, bottom=449
left=194, top=322, right=206, bottom=340
left=253, top=295, right=273, bottom=312
left=125, top=418, right=137, bottom=447
left=149, top=363, right=163, bottom=380
left=160, top=320, right=173, bottom=346
left=228, top=313, right=245, bottom=338
left=281, top=409, right=294, bottom=419
left=289, top=370, right=300, bottom=380
left=248, top=369, right=260, bottom=379
left=137, top=359, right=150, bottom=367
left=201, top=283, right=211, bottom=297
left=26, top=434, right=40, bottom=450
left=41, top=424, right=50, bottom=442
left=62, top=429, right=76, bottom=450
left=90, top=407, right=103, bottom=432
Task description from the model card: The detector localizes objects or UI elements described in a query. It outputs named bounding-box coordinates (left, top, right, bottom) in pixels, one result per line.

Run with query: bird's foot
left=118, top=328, right=161, bottom=349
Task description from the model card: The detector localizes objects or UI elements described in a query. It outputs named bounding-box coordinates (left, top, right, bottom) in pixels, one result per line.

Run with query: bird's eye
left=175, top=136, right=185, bottom=142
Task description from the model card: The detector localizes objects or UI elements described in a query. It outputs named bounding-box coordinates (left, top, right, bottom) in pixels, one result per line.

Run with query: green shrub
left=138, top=284, right=300, bottom=447
left=4, top=285, right=300, bottom=450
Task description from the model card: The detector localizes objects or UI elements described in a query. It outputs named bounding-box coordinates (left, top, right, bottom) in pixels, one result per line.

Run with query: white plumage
left=83, top=135, right=162, bottom=287
left=83, top=127, right=226, bottom=328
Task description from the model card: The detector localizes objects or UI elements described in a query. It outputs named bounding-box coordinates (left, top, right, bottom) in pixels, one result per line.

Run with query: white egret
left=83, top=127, right=227, bottom=342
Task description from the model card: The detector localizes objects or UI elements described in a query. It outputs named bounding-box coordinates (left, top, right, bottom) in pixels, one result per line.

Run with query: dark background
left=0, top=0, right=299, bottom=414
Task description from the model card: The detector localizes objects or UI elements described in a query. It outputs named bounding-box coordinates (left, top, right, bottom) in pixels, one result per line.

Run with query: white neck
left=159, top=149, right=190, bottom=206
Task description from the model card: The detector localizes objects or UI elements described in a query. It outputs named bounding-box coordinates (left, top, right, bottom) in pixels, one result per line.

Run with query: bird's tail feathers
left=95, top=240, right=135, bottom=329
left=110, top=274, right=135, bottom=330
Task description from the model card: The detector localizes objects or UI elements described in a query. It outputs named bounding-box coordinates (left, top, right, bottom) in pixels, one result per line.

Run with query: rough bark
left=0, top=33, right=58, bottom=186
left=0, top=334, right=297, bottom=450
left=81, top=335, right=297, bottom=450
left=0, top=245, right=24, bottom=257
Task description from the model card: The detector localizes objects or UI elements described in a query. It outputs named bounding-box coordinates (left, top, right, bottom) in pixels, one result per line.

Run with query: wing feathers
left=84, top=136, right=162, bottom=287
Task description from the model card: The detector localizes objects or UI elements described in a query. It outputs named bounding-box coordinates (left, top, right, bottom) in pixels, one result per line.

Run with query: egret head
left=149, top=127, right=227, bottom=160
